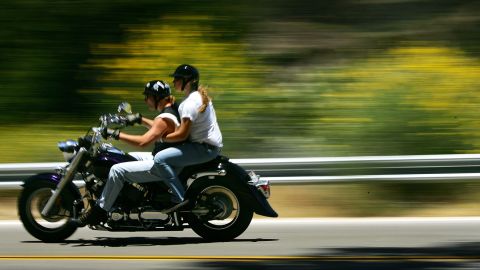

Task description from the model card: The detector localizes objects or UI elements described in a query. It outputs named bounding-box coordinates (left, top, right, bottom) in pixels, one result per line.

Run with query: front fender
left=22, top=172, right=82, bottom=201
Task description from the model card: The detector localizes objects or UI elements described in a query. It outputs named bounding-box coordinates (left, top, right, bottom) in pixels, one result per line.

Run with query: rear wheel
left=185, top=181, right=253, bottom=241
left=18, top=180, right=78, bottom=242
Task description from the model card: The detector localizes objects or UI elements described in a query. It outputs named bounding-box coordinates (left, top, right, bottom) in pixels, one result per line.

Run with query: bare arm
left=163, top=117, right=192, bottom=143
left=140, top=116, right=154, bottom=129
left=119, top=117, right=175, bottom=147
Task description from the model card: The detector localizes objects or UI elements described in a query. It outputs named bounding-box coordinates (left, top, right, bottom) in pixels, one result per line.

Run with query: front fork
left=41, top=148, right=88, bottom=217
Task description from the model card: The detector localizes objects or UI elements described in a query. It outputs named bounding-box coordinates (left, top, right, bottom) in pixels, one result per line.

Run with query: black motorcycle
left=18, top=102, right=277, bottom=242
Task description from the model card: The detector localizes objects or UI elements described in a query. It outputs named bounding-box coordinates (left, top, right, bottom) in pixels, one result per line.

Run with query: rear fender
left=224, top=162, right=278, bottom=218
left=185, top=162, right=278, bottom=218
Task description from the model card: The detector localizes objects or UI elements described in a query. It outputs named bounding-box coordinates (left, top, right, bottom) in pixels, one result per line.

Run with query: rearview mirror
left=117, top=102, right=133, bottom=115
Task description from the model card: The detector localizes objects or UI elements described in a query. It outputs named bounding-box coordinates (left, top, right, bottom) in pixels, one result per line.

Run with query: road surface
left=0, top=217, right=479, bottom=269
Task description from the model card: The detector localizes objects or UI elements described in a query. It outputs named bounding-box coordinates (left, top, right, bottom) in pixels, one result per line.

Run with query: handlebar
left=83, top=114, right=128, bottom=150
left=59, top=107, right=134, bottom=159
left=99, top=113, right=128, bottom=128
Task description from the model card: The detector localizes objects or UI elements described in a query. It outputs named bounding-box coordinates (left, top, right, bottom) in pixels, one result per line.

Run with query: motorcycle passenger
left=74, top=80, right=181, bottom=226
left=150, top=64, right=223, bottom=212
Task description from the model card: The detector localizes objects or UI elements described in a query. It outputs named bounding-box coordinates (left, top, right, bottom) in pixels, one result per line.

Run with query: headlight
left=58, top=140, right=79, bottom=162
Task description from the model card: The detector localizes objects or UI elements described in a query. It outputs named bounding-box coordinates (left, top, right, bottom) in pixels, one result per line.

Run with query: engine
left=110, top=206, right=170, bottom=222
left=105, top=183, right=175, bottom=229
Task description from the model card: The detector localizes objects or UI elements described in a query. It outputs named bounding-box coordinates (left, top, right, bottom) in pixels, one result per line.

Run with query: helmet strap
left=154, top=96, right=162, bottom=110
left=181, top=78, right=189, bottom=91
left=181, top=79, right=186, bottom=91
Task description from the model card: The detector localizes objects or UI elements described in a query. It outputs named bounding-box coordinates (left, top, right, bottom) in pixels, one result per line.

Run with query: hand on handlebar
left=101, top=127, right=120, bottom=140
left=125, top=113, right=142, bottom=126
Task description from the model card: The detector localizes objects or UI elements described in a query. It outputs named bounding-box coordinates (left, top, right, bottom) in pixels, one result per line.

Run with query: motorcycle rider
left=150, top=64, right=223, bottom=212
left=74, top=80, right=181, bottom=226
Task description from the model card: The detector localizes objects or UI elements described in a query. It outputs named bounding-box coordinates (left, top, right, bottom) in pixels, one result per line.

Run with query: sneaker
left=73, top=205, right=107, bottom=227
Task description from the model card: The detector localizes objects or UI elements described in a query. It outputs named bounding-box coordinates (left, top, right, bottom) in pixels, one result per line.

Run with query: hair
left=154, top=95, right=175, bottom=110
left=198, top=85, right=211, bottom=113
left=165, top=95, right=176, bottom=104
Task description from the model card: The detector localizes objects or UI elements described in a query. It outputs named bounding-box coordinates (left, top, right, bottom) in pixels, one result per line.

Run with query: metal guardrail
left=2, top=154, right=480, bottom=189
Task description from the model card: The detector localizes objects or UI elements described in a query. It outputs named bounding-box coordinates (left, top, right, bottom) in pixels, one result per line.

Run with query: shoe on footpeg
left=72, top=205, right=107, bottom=227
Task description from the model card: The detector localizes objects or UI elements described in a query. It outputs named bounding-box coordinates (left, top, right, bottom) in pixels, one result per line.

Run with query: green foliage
left=297, top=46, right=480, bottom=155
left=1, top=1, right=480, bottom=162
left=2, top=0, right=480, bottom=214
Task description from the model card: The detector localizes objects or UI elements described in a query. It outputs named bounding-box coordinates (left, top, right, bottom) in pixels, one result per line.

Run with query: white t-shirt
left=179, top=91, right=223, bottom=147
left=155, top=112, right=180, bottom=127
left=154, top=107, right=180, bottom=143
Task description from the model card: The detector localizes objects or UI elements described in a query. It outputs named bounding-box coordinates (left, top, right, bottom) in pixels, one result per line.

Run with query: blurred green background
left=1, top=0, right=480, bottom=217
left=1, top=0, right=480, bottom=163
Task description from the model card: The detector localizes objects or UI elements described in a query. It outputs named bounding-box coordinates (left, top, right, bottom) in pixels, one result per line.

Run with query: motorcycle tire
left=18, top=179, right=78, bottom=242
left=185, top=180, right=253, bottom=241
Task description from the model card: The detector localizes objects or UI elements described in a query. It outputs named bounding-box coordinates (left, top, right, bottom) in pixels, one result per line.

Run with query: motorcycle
left=18, top=102, right=277, bottom=242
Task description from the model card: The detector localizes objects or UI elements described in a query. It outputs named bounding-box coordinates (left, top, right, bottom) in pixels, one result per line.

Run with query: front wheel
left=18, top=180, right=78, bottom=242
left=185, top=181, right=253, bottom=241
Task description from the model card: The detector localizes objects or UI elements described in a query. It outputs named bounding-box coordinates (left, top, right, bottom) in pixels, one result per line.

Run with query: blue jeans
left=97, top=159, right=158, bottom=211
left=152, top=143, right=221, bottom=203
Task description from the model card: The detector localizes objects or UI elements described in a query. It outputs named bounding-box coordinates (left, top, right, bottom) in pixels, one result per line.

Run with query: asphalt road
left=1, top=217, right=480, bottom=269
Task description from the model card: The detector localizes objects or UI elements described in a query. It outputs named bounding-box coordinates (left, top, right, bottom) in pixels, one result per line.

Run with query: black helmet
left=170, top=64, right=199, bottom=81
left=170, top=64, right=199, bottom=90
left=143, top=80, right=171, bottom=98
